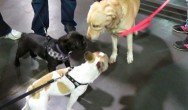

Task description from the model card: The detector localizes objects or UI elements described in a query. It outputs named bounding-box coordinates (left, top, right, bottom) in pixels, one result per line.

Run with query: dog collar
left=55, top=44, right=68, bottom=56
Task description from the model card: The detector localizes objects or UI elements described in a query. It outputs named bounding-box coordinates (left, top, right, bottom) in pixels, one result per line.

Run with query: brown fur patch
left=84, top=51, right=95, bottom=63
left=28, top=73, right=53, bottom=99
left=57, top=82, right=70, bottom=94
left=56, top=68, right=68, bottom=76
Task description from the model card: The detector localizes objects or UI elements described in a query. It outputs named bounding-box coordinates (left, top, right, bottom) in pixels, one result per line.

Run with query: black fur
left=15, top=31, right=87, bottom=71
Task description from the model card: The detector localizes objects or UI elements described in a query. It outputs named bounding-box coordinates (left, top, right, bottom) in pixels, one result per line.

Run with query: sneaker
left=173, top=40, right=188, bottom=51
left=173, top=24, right=188, bottom=34
left=4, top=29, right=22, bottom=40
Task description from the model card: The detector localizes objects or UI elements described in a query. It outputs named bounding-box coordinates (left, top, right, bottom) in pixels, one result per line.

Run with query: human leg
left=31, top=0, right=49, bottom=36
left=0, top=13, right=21, bottom=40
left=173, top=0, right=188, bottom=33
left=61, top=0, right=77, bottom=33
left=173, top=36, right=188, bottom=51
left=0, top=13, right=11, bottom=37
left=185, top=0, right=188, bottom=28
left=173, top=38, right=188, bottom=51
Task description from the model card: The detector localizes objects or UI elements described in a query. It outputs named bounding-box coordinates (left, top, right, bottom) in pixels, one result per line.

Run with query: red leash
left=119, top=0, right=170, bottom=37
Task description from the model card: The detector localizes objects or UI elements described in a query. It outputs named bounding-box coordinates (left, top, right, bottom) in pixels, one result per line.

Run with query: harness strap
left=56, top=44, right=66, bottom=56
left=65, top=67, right=88, bottom=88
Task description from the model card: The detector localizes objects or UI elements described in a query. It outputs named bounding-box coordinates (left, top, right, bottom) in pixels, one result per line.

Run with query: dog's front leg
left=127, top=34, right=133, bottom=63
left=67, top=86, right=87, bottom=110
left=66, top=94, right=79, bottom=110
left=110, top=35, right=118, bottom=63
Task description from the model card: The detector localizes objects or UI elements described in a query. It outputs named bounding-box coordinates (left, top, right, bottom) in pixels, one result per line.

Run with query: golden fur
left=87, top=0, right=140, bottom=63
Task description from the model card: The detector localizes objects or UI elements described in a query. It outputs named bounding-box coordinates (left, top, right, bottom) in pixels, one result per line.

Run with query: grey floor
left=0, top=0, right=188, bottom=110
left=152, top=0, right=186, bottom=7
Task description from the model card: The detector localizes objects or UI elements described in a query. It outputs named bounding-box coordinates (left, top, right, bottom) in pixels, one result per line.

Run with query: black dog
left=15, top=31, right=87, bottom=71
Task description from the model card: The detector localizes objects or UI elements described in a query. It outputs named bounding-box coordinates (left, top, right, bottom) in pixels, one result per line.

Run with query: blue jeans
left=185, top=0, right=188, bottom=28
left=31, top=0, right=77, bottom=36
left=0, top=13, right=11, bottom=37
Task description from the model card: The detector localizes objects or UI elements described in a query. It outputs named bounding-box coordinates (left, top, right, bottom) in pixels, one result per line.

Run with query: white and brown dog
left=87, top=0, right=140, bottom=64
left=22, top=51, right=109, bottom=110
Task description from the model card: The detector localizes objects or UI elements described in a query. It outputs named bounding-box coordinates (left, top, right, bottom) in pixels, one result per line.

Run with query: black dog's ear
left=58, top=37, right=69, bottom=46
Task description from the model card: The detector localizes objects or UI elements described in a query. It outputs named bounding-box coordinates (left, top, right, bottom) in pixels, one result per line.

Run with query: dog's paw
left=110, top=54, right=117, bottom=63
left=127, top=52, right=133, bottom=64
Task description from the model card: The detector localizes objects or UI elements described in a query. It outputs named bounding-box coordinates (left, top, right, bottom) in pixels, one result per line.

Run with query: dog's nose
left=86, top=34, right=91, bottom=41
left=86, top=29, right=93, bottom=38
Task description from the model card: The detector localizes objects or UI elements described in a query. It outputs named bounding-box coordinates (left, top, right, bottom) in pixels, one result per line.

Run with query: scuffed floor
left=0, top=0, right=188, bottom=110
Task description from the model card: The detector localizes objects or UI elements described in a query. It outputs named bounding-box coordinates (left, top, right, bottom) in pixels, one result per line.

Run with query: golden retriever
left=87, top=0, right=140, bottom=63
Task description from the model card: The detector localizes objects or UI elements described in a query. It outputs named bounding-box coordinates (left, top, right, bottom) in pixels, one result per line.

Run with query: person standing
left=0, top=13, right=21, bottom=40
left=173, top=0, right=188, bottom=51
left=31, top=0, right=77, bottom=36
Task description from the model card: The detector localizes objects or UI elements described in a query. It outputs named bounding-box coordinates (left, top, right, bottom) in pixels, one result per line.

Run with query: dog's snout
left=86, top=35, right=91, bottom=41
left=86, top=31, right=92, bottom=40
left=86, top=34, right=98, bottom=42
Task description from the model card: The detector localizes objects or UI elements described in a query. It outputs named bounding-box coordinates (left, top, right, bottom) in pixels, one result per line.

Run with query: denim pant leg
left=0, top=13, right=11, bottom=37
left=61, top=0, right=77, bottom=32
left=31, top=0, right=49, bottom=36
left=185, top=0, right=188, bottom=28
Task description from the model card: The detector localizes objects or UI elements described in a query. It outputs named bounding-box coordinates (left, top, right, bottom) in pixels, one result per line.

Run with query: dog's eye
left=93, top=24, right=100, bottom=28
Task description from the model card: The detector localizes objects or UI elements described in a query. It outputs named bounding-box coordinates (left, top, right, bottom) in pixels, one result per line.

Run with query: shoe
left=173, top=40, right=188, bottom=51
left=173, top=24, right=188, bottom=34
left=65, top=25, right=76, bottom=34
left=4, top=29, right=22, bottom=40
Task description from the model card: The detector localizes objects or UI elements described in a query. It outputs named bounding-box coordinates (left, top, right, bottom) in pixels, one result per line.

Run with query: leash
left=119, top=0, right=170, bottom=37
left=0, top=67, right=73, bottom=110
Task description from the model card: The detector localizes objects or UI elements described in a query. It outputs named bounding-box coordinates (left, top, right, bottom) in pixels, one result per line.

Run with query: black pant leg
left=0, top=13, right=11, bottom=37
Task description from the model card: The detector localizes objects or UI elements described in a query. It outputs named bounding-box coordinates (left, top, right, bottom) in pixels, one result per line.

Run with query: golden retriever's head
left=86, top=1, right=116, bottom=41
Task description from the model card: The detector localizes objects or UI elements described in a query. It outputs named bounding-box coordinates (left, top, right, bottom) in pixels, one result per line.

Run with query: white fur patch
left=99, top=52, right=105, bottom=56
left=31, top=59, right=39, bottom=70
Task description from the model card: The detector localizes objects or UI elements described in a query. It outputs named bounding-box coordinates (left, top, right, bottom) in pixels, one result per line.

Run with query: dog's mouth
left=86, top=35, right=99, bottom=42
left=87, top=28, right=101, bottom=41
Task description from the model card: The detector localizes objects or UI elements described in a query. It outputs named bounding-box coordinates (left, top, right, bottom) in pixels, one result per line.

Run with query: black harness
left=65, top=67, right=88, bottom=88
left=46, top=40, right=71, bottom=62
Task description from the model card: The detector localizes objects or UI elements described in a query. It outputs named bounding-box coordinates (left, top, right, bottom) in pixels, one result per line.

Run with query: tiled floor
left=0, top=0, right=188, bottom=110
left=152, top=0, right=186, bottom=7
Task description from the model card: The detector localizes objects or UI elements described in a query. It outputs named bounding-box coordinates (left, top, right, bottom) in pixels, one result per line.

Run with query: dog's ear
left=105, top=6, right=116, bottom=19
left=58, top=37, right=69, bottom=46
left=90, top=2, right=100, bottom=9
left=84, top=51, right=95, bottom=63
left=96, top=61, right=104, bottom=73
